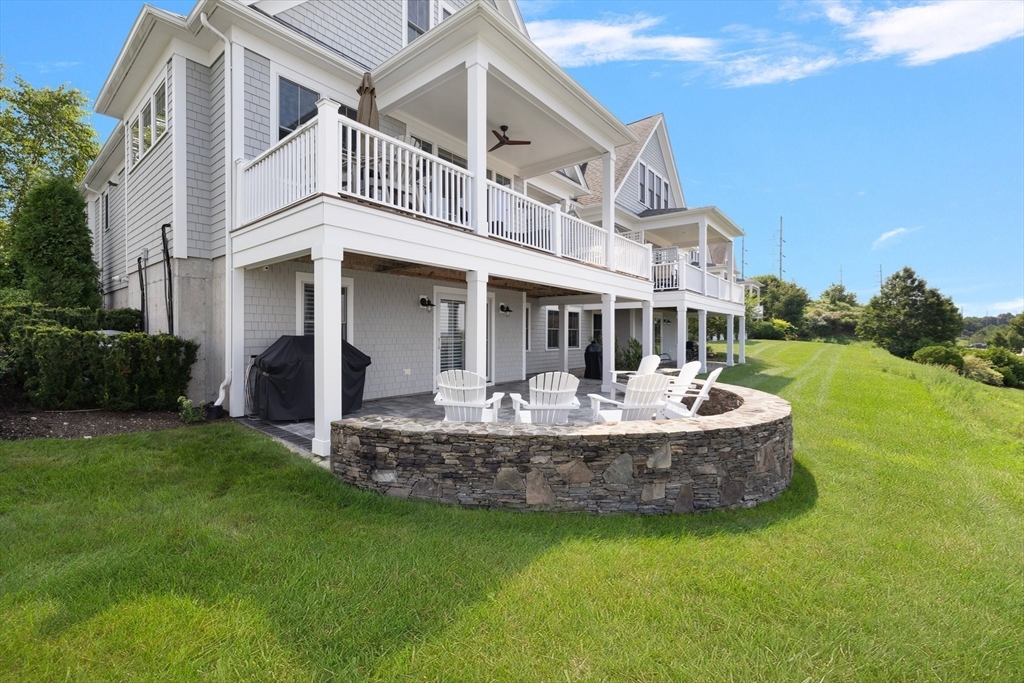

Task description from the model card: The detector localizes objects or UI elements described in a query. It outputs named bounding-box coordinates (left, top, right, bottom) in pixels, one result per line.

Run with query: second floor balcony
left=238, top=110, right=652, bottom=280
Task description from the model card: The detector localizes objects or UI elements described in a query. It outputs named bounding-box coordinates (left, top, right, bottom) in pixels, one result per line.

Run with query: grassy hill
left=2, top=340, right=1021, bottom=681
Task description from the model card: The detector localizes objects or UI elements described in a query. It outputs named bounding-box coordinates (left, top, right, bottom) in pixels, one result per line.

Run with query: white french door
left=434, top=288, right=494, bottom=383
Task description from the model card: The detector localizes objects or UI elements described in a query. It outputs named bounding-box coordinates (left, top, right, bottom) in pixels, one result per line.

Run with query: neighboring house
left=81, top=0, right=751, bottom=455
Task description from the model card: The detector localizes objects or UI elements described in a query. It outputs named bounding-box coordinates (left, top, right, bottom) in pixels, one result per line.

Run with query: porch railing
left=339, top=120, right=472, bottom=229
left=241, top=119, right=319, bottom=224
left=684, top=263, right=703, bottom=292
left=614, top=234, right=652, bottom=279
left=652, top=262, right=678, bottom=290
left=561, top=213, right=606, bottom=268
left=487, top=180, right=554, bottom=252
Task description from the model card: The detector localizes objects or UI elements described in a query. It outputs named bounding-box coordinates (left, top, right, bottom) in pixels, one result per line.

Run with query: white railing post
left=316, top=99, right=339, bottom=195
left=602, top=150, right=615, bottom=270
left=552, top=203, right=563, bottom=258
left=234, top=158, right=245, bottom=228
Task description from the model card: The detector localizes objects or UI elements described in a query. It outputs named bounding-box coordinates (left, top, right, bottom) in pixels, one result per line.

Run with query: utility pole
left=839, top=264, right=843, bottom=287
left=879, top=265, right=883, bottom=291
left=774, top=216, right=785, bottom=280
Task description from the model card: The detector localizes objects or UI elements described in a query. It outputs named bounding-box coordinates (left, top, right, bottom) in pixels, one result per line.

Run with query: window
left=438, top=147, right=467, bottom=169
left=411, top=136, right=432, bottom=153
left=546, top=309, right=560, bottom=349
left=524, top=305, right=532, bottom=352
left=154, top=83, right=167, bottom=140
left=592, top=313, right=603, bottom=343
left=639, top=162, right=669, bottom=209
left=487, top=170, right=512, bottom=187
left=130, top=117, right=140, bottom=166
left=654, top=316, right=663, bottom=355
left=440, top=1, right=455, bottom=21
left=407, top=0, right=430, bottom=43
left=339, top=104, right=357, bottom=121
left=279, top=77, right=320, bottom=140
left=141, top=103, right=152, bottom=155
left=568, top=311, right=580, bottom=349
left=298, top=273, right=353, bottom=343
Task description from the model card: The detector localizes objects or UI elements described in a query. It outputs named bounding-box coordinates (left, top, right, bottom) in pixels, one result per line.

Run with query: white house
left=81, top=0, right=752, bottom=455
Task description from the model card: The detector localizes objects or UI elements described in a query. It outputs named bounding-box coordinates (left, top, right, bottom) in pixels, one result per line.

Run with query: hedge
left=8, top=325, right=198, bottom=411
left=913, top=345, right=964, bottom=370
left=0, top=304, right=142, bottom=343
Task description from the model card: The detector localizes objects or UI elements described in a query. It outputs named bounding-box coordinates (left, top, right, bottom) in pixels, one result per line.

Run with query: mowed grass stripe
left=1, top=341, right=1021, bottom=682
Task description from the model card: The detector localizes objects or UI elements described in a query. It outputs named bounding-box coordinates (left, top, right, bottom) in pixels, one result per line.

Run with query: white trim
left=521, top=290, right=527, bottom=380
left=524, top=301, right=532, bottom=352
left=567, top=307, right=581, bottom=349
left=545, top=305, right=560, bottom=351
left=269, top=59, right=359, bottom=148
left=127, top=63, right=171, bottom=171
left=295, top=271, right=354, bottom=343
left=439, top=0, right=456, bottom=22
left=171, top=54, right=187, bottom=259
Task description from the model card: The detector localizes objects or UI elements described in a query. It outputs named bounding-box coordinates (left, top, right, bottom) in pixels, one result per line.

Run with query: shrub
left=914, top=345, right=964, bottom=370
left=9, top=177, right=101, bottom=309
left=0, top=303, right=97, bottom=342
left=22, top=326, right=104, bottom=409
left=964, top=347, right=1024, bottom=388
left=98, top=308, right=143, bottom=332
left=102, top=333, right=199, bottom=411
left=178, top=396, right=206, bottom=423
left=961, top=355, right=1005, bottom=386
left=748, top=318, right=793, bottom=340
left=615, top=337, right=643, bottom=371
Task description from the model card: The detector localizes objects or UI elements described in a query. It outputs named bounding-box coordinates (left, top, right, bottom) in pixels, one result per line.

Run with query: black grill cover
left=252, top=335, right=371, bottom=421
left=584, top=341, right=602, bottom=380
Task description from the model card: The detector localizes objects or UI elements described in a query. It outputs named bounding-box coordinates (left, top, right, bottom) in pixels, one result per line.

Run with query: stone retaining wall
left=330, top=383, right=792, bottom=514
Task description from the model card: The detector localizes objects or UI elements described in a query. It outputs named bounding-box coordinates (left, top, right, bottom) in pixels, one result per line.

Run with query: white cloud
left=527, top=15, right=717, bottom=68
left=833, top=0, right=1024, bottom=65
left=718, top=53, right=840, bottom=87
left=872, top=226, right=921, bottom=250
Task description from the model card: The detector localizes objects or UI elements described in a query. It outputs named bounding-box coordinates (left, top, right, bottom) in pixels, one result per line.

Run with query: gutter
left=200, top=11, right=234, bottom=409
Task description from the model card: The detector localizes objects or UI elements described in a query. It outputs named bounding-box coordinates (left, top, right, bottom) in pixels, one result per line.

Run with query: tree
left=0, top=62, right=99, bottom=286
left=856, top=267, right=962, bottom=358
left=820, top=283, right=858, bottom=307
left=9, top=177, right=100, bottom=308
left=1010, top=313, right=1024, bottom=341
left=751, top=274, right=810, bottom=328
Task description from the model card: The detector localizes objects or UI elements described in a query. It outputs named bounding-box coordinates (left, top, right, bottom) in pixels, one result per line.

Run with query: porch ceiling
left=296, top=252, right=584, bottom=298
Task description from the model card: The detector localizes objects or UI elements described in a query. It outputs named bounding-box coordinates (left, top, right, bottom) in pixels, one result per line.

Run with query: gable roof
left=578, top=115, right=660, bottom=207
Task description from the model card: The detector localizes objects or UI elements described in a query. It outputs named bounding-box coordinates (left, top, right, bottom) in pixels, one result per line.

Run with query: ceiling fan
left=489, top=125, right=531, bottom=152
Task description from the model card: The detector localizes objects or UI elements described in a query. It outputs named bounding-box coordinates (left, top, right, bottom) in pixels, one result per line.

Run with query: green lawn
left=2, top=341, right=1021, bottom=681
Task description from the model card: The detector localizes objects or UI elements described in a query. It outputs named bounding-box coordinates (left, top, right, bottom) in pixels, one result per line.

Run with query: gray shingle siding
left=276, top=0, right=402, bottom=70
left=209, top=53, right=226, bottom=256
left=524, top=301, right=593, bottom=374
left=102, top=169, right=127, bottom=291
left=186, top=58, right=212, bottom=259
left=617, top=127, right=676, bottom=216
left=244, top=49, right=272, bottom=160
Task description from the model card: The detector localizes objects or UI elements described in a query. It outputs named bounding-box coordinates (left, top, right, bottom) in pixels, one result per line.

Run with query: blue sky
left=1, top=0, right=1022, bottom=315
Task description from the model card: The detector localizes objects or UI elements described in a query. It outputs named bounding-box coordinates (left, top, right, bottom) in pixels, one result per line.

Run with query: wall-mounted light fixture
left=107, top=180, right=119, bottom=188
left=419, top=296, right=435, bottom=309
left=499, top=303, right=513, bottom=317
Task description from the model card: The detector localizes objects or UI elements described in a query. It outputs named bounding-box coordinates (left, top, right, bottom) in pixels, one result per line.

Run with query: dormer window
left=639, top=162, right=670, bottom=210
left=407, top=0, right=430, bottom=43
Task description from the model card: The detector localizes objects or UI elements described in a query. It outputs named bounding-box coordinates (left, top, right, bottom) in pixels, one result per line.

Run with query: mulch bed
left=0, top=392, right=198, bottom=442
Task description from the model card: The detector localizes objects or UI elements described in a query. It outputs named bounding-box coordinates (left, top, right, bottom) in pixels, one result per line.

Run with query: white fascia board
left=494, top=0, right=529, bottom=36
left=654, top=290, right=745, bottom=315
left=372, top=1, right=635, bottom=150
left=249, top=0, right=305, bottom=16
left=84, top=126, right=127, bottom=186
left=654, top=117, right=686, bottom=208
left=230, top=197, right=655, bottom=301
left=611, top=115, right=659, bottom=204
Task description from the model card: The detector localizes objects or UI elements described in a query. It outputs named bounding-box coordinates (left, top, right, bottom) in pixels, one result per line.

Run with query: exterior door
left=436, top=293, right=493, bottom=382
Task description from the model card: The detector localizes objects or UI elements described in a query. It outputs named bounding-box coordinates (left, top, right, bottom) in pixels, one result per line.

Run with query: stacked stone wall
left=331, top=383, right=792, bottom=514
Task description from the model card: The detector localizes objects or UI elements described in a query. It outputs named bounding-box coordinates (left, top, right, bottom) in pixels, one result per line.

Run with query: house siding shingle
left=243, top=49, right=273, bottom=160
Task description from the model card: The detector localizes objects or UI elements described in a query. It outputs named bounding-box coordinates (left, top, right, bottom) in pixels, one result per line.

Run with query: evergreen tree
left=10, top=177, right=100, bottom=308
left=857, top=267, right=962, bottom=358
left=750, top=274, right=810, bottom=328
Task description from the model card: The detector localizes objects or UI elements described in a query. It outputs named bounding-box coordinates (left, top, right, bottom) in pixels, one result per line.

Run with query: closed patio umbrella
left=356, top=71, right=379, bottom=130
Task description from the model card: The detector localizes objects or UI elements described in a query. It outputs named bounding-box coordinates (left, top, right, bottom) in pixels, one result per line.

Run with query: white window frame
left=439, top=0, right=456, bottom=21
left=404, top=0, right=433, bottom=46
left=432, top=285, right=495, bottom=385
left=295, top=272, right=355, bottom=344
left=277, top=76, right=320, bottom=142
left=639, top=162, right=668, bottom=209
left=567, top=309, right=581, bottom=349
left=545, top=307, right=560, bottom=351
left=128, top=77, right=169, bottom=170
left=524, top=302, right=531, bottom=352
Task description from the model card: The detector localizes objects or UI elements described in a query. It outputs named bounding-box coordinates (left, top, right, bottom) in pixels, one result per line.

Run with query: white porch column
left=602, top=150, right=616, bottom=270
left=466, top=270, right=488, bottom=378
left=698, top=309, right=707, bottom=374
left=559, top=304, right=569, bottom=372
left=316, top=98, right=341, bottom=194
left=676, top=305, right=687, bottom=365
left=601, top=293, right=615, bottom=392
left=641, top=300, right=653, bottom=356
left=466, top=60, right=488, bottom=236
left=726, top=313, right=735, bottom=367
left=738, top=315, right=747, bottom=363
left=228, top=266, right=246, bottom=417
left=312, top=247, right=344, bottom=457
left=698, top=217, right=708, bottom=295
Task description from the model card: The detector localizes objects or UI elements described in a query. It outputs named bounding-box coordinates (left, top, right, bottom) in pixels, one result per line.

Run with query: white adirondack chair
left=610, top=354, right=662, bottom=397
left=588, top=373, right=671, bottom=423
left=662, top=367, right=723, bottom=419
left=434, top=370, right=504, bottom=422
left=662, top=361, right=702, bottom=405
left=509, top=372, right=581, bottom=424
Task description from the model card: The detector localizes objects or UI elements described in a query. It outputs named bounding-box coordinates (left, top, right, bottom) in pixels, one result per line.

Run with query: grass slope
left=1, top=341, right=1021, bottom=681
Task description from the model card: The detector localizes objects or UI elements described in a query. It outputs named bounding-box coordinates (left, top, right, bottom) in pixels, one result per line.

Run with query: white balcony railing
left=561, top=213, right=606, bottom=268
left=242, top=119, right=319, bottom=224
left=340, top=120, right=473, bottom=229
left=652, top=262, right=678, bottom=290
left=487, top=180, right=554, bottom=252
left=239, top=109, right=652, bottom=281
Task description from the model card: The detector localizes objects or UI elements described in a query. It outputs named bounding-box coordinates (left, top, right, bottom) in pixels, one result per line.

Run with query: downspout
left=200, top=12, right=234, bottom=409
